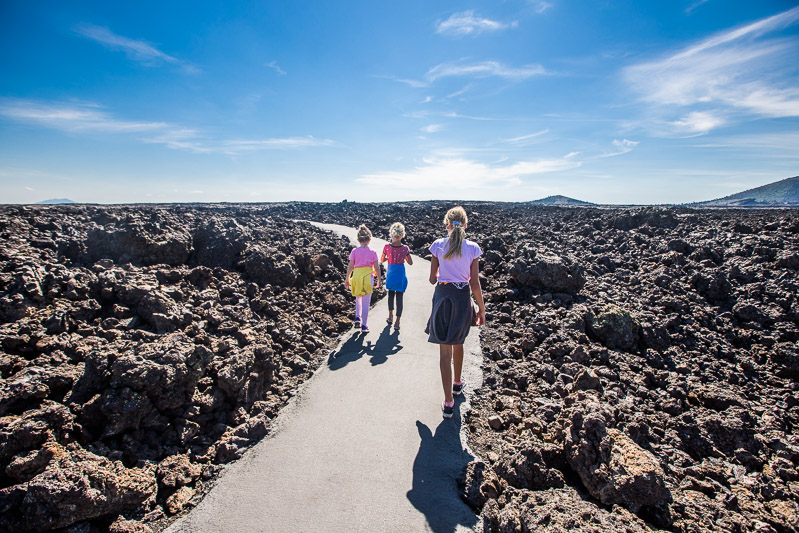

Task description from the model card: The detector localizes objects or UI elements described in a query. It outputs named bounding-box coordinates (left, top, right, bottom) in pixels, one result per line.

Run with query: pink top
left=383, top=243, right=410, bottom=265
left=349, top=246, right=378, bottom=268
left=429, top=237, right=482, bottom=283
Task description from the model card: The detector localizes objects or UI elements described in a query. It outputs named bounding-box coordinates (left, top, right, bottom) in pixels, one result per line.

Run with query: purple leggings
left=355, top=294, right=371, bottom=327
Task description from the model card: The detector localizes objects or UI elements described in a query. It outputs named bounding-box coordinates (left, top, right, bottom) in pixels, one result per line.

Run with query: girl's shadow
left=369, top=324, right=401, bottom=366
left=328, top=325, right=401, bottom=370
left=406, top=402, right=477, bottom=533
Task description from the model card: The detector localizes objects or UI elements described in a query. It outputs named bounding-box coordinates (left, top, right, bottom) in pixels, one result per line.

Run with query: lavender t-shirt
left=429, top=237, right=482, bottom=283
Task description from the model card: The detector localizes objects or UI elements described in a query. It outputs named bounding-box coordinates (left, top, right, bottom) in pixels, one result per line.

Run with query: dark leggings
left=388, top=290, right=404, bottom=317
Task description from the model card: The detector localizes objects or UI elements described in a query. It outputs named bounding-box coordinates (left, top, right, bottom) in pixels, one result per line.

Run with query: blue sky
left=1, top=1, right=797, bottom=204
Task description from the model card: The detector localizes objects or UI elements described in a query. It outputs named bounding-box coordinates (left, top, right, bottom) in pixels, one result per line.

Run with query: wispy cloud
left=357, top=153, right=580, bottom=190
left=74, top=23, right=199, bottom=73
left=1, top=98, right=335, bottom=155
left=265, top=60, right=286, bottom=75
left=421, top=124, right=443, bottom=133
left=532, top=2, right=553, bottom=14
left=427, top=60, right=546, bottom=83
left=436, top=11, right=515, bottom=36
left=384, top=60, right=546, bottom=88
left=600, top=138, right=639, bottom=157
left=668, top=111, right=725, bottom=136
left=221, top=136, right=335, bottom=152
left=0, top=99, right=167, bottom=132
left=493, top=129, right=550, bottom=146
left=685, top=0, right=710, bottom=15
left=624, top=6, right=799, bottom=133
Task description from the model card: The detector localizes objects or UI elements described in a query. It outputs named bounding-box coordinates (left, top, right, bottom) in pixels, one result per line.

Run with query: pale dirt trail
left=165, top=223, right=482, bottom=533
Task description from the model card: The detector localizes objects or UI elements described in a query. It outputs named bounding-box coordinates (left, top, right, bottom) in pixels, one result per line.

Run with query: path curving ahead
left=165, top=223, right=483, bottom=533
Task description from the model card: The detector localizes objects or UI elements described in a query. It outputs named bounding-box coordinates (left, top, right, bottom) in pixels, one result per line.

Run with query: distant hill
left=695, top=176, right=799, bottom=207
left=35, top=198, right=76, bottom=205
left=530, top=195, right=594, bottom=206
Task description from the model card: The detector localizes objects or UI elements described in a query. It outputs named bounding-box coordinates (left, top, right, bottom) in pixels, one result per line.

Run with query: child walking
left=344, top=225, right=380, bottom=333
left=381, top=222, right=413, bottom=331
left=426, top=206, right=486, bottom=419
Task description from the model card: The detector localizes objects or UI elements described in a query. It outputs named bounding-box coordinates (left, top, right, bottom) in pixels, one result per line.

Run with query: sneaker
left=442, top=401, right=454, bottom=419
left=386, top=316, right=393, bottom=325
left=353, top=318, right=361, bottom=328
left=453, top=381, right=465, bottom=396
left=394, top=322, right=400, bottom=331
left=361, top=325, right=370, bottom=333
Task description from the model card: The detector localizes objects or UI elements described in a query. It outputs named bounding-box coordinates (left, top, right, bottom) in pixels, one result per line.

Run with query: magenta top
left=429, top=237, right=482, bottom=283
left=383, top=243, right=410, bottom=265
left=349, top=246, right=378, bottom=268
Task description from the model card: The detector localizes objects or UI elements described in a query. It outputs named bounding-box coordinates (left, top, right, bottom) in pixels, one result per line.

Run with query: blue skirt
left=386, top=264, right=408, bottom=292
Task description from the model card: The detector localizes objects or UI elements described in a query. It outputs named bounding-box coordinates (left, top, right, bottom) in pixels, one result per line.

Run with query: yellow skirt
left=350, top=266, right=374, bottom=297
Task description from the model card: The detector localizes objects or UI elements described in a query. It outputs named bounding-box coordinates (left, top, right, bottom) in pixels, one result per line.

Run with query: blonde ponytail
left=442, top=206, right=468, bottom=259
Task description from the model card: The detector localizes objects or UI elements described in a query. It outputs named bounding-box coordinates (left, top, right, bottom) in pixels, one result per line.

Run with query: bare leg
left=453, top=344, right=464, bottom=384
left=440, top=344, right=454, bottom=403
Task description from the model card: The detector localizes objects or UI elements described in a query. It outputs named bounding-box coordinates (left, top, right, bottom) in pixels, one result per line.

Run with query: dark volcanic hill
left=695, top=176, right=799, bottom=207
left=530, top=195, right=594, bottom=206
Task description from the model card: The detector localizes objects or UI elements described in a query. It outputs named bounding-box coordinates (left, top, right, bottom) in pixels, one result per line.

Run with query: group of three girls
left=344, top=206, right=486, bottom=418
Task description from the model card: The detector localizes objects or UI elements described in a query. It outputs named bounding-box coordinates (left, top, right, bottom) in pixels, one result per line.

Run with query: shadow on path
left=370, top=324, right=401, bottom=366
left=406, top=398, right=477, bottom=533
left=327, top=326, right=402, bottom=370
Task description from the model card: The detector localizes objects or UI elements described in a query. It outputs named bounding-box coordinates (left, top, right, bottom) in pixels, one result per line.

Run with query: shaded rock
left=586, top=304, right=640, bottom=352
left=509, top=252, right=585, bottom=294
left=461, top=460, right=502, bottom=511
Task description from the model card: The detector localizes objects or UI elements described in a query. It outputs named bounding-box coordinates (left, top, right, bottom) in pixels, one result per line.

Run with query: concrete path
left=166, top=223, right=482, bottom=533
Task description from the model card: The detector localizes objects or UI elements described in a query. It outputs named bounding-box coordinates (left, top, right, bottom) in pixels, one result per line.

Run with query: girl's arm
left=372, top=259, right=381, bottom=288
left=344, top=259, right=354, bottom=289
left=469, top=258, right=486, bottom=326
left=405, top=250, right=413, bottom=265
left=380, top=245, right=387, bottom=263
left=429, top=256, right=439, bottom=285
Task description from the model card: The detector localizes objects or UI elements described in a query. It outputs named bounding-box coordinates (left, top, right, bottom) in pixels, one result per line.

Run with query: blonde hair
left=389, top=222, right=405, bottom=239
left=443, top=206, right=468, bottom=259
left=356, top=224, right=372, bottom=244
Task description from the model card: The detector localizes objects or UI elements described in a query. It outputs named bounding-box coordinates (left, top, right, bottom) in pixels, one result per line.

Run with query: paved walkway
left=166, top=223, right=482, bottom=533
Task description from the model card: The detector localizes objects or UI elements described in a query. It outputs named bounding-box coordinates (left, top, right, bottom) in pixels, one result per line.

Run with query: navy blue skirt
left=426, top=283, right=472, bottom=345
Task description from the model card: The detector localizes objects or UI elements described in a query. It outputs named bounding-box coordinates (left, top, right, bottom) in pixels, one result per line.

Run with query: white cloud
left=1, top=98, right=336, bottom=155
left=685, top=0, right=710, bottom=15
left=25, top=186, right=35, bottom=191
left=436, top=11, right=512, bottom=36
left=495, top=129, right=550, bottom=146
left=74, top=23, right=198, bottom=73
left=600, top=138, right=639, bottom=157
left=385, top=60, right=546, bottom=88
left=533, top=2, right=553, bottom=14
left=265, top=60, right=286, bottom=75
left=624, top=6, right=799, bottom=131
left=0, top=99, right=167, bottom=132
left=221, top=136, right=336, bottom=152
left=144, top=131, right=336, bottom=154
left=191, top=190, right=204, bottom=194
left=421, top=124, right=442, bottom=133
left=357, top=153, right=580, bottom=190
left=427, top=60, right=546, bottom=83
left=669, top=111, right=725, bottom=136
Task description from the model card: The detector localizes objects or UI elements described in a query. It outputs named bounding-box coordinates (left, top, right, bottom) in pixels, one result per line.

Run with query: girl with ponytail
left=425, top=206, right=486, bottom=418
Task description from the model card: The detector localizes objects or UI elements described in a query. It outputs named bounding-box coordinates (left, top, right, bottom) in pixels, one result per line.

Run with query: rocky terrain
left=281, top=201, right=799, bottom=533
left=0, top=204, right=364, bottom=532
left=1, top=201, right=798, bottom=532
